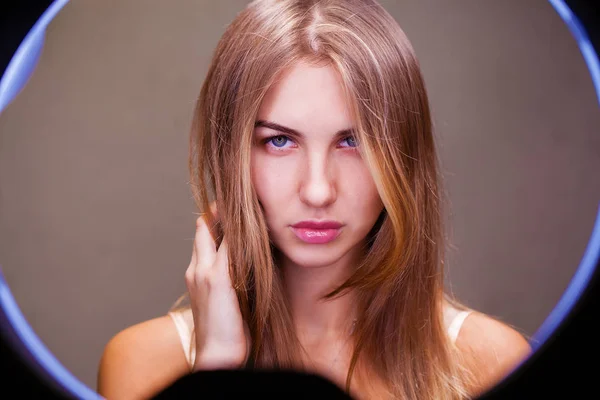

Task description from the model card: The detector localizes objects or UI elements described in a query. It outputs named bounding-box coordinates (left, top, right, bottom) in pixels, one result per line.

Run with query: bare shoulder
left=455, top=311, right=532, bottom=396
left=97, top=313, right=190, bottom=400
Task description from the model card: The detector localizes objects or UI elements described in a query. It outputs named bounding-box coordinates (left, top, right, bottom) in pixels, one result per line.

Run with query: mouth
left=290, top=220, right=344, bottom=244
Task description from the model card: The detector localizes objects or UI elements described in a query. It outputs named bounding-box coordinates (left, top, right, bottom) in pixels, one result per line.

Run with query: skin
left=96, top=61, right=531, bottom=400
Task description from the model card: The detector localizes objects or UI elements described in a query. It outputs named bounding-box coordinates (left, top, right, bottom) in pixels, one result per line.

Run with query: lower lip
left=291, top=227, right=342, bottom=244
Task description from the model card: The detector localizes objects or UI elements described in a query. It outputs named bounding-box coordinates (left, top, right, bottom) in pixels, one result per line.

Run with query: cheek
left=250, top=154, right=296, bottom=215
left=342, top=163, right=383, bottom=218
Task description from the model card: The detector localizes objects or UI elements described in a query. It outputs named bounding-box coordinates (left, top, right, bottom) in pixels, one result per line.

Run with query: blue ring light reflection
left=0, top=0, right=598, bottom=399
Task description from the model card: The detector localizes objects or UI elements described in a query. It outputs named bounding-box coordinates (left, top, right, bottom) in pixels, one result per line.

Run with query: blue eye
left=341, top=136, right=358, bottom=148
left=269, top=135, right=290, bottom=148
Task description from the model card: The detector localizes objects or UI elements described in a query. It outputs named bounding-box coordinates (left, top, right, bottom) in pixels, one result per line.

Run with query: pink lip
left=291, top=220, right=343, bottom=229
left=290, top=220, right=343, bottom=244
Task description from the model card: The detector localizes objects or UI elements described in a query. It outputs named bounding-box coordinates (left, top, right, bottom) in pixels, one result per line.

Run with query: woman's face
left=251, top=61, right=384, bottom=269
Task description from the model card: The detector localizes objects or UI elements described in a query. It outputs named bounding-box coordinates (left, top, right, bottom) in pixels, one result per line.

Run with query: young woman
left=97, top=0, right=531, bottom=398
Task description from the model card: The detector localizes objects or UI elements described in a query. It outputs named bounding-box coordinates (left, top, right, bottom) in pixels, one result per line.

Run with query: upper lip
left=291, top=220, right=343, bottom=229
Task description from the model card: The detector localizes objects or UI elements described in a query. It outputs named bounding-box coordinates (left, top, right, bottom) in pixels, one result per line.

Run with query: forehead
left=257, top=61, right=354, bottom=132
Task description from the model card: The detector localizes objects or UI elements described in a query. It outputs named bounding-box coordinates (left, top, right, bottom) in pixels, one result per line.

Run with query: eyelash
left=262, top=135, right=358, bottom=151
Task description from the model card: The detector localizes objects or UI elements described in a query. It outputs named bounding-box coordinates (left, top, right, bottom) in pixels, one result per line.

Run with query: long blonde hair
left=184, top=0, right=472, bottom=398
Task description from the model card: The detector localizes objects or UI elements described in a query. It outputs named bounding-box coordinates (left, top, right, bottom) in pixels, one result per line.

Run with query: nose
left=298, top=152, right=337, bottom=208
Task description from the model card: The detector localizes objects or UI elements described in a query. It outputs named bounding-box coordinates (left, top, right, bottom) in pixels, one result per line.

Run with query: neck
left=279, top=246, right=362, bottom=342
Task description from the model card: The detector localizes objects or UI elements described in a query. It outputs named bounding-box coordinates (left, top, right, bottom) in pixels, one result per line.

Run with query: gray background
left=0, top=0, right=598, bottom=393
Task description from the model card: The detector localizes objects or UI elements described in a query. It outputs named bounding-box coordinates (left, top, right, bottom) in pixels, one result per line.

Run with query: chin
left=287, top=254, right=341, bottom=269
left=274, top=238, right=353, bottom=269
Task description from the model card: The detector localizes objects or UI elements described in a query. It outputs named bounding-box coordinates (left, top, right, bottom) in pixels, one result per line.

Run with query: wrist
left=193, top=346, right=246, bottom=372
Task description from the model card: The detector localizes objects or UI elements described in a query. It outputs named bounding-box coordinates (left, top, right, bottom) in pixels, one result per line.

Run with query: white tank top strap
left=447, top=309, right=473, bottom=344
left=168, top=309, right=196, bottom=370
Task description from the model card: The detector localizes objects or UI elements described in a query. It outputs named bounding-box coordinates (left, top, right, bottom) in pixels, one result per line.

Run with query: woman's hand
left=185, top=202, right=250, bottom=371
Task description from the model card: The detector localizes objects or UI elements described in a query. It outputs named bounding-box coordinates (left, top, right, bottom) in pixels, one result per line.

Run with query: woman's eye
left=266, top=135, right=293, bottom=149
left=341, top=136, right=358, bottom=148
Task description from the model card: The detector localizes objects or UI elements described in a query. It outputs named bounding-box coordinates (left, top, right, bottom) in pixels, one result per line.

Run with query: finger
left=190, top=239, right=198, bottom=266
left=194, top=215, right=217, bottom=268
left=212, top=237, right=230, bottom=281
left=186, top=241, right=197, bottom=289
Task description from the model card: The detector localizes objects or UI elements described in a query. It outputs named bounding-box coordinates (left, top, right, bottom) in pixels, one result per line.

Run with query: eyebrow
left=254, top=120, right=355, bottom=138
